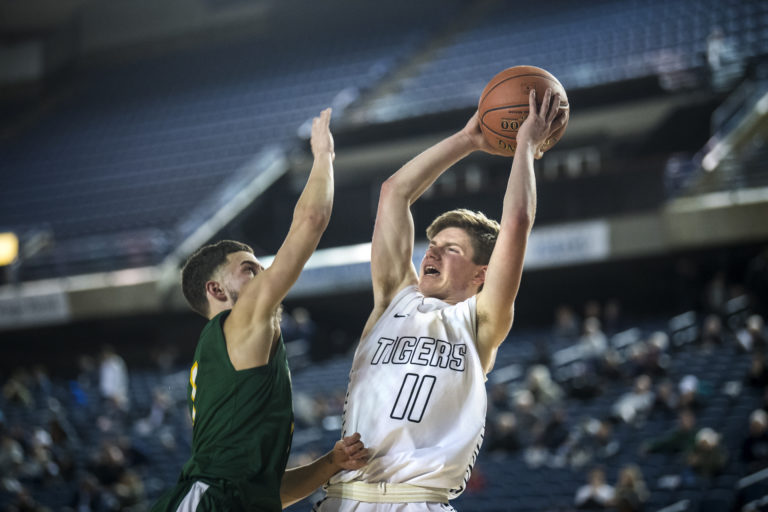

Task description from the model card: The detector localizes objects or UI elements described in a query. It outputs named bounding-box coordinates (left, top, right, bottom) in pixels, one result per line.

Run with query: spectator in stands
left=89, top=441, right=128, bottom=490
left=536, top=407, right=570, bottom=454
left=113, top=468, right=145, bottom=510
left=579, top=317, right=608, bottom=360
left=686, top=427, right=728, bottom=480
left=0, top=434, right=24, bottom=493
left=613, top=374, right=655, bottom=425
left=554, top=305, right=580, bottom=340
left=134, top=388, right=172, bottom=437
left=706, top=26, right=745, bottom=92
left=738, top=315, right=767, bottom=353
left=705, top=271, right=729, bottom=316
left=513, top=389, right=544, bottom=447
left=20, top=428, right=60, bottom=485
left=3, top=369, right=34, bottom=408
left=489, top=382, right=511, bottom=412
left=698, top=314, right=725, bottom=349
left=486, top=411, right=522, bottom=454
left=652, top=378, right=679, bottom=419
left=678, top=375, right=705, bottom=411
left=613, top=464, right=649, bottom=512
left=98, top=345, right=129, bottom=412
left=640, top=409, right=697, bottom=456
left=30, top=365, right=51, bottom=399
left=742, top=409, right=768, bottom=473
left=584, top=300, right=601, bottom=322
left=567, top=418, right=620, bottom=469
left=567, top=360, right=604, bottom=400
left=526, top=365, right=564, bottom=407
left=67, top=472, right=110, bottom=512
left=574, top=466, right=615, bottom=509
left=596, top=349, right=625, bottom=382
left=746, top=351, right=768, bottom=388
left=5, top=486, right=51, bottom=512
left=627, top=338, right=668, bottom=378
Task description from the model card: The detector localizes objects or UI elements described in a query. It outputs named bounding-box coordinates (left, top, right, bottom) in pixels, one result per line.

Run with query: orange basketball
left=478, top=65, right=569, bottom=157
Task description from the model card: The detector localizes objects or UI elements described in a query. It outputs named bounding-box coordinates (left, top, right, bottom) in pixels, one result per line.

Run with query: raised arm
left=225, top=109, right=335, bottom=368
left=362, top=129, right=479, bottom=338
left=476, top=88, right=567, bottom=372
left=279, top=433, right=369, bottom=508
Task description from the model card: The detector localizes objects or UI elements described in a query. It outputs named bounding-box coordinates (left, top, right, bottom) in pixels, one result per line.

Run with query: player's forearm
left=280, top=451, right=338, bottom=508
left=386, top=131, right=474, bottom=204
left=502, top=138, right=537, bottom=227
left=292, top=151, right=334, bottom=229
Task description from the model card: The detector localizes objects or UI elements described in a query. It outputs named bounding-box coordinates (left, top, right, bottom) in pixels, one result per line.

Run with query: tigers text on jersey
left=330, top=285, right=487, bottom=498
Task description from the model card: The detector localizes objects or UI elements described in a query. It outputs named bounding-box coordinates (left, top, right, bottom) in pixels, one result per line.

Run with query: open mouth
left=424, top=265, right=440, bottom=276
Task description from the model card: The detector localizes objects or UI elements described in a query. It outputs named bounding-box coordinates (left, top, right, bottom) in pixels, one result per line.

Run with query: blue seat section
left=0, top=24, right=435, bottom=277
left=364, top=0, right=768, bottom=121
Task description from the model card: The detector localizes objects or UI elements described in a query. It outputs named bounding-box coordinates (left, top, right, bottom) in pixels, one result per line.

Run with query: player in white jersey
left=315, top=88, right=567, bottom=511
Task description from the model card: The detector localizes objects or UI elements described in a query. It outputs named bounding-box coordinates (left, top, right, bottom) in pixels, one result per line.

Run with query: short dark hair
left=181, top=240, right=253, bottom=317
left=425, top=209, right=499, bottom=265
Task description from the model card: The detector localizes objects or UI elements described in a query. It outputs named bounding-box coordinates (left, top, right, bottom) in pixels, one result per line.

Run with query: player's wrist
left=313, top=149, right=335, bottom=159
left=514, top=136, right=537, bottom=156
left=325, top=449, right=340, bottom=470
left=454, top=130, right=478, bottom=155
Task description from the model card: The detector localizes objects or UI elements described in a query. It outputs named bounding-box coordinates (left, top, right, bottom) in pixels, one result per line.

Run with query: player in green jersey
left=152, top=109, right=369, bottom=512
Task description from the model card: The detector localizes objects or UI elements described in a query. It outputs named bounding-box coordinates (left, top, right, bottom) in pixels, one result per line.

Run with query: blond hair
left=425, top=209, right=499, bottom=265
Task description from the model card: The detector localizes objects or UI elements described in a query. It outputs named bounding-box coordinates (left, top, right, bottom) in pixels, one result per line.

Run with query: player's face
left=418, top=227, right=485, bottom=304
left=219, top=251, right=263, bottom=304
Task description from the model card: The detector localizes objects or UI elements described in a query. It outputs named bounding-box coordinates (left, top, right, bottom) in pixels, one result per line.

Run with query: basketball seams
left=479, top=72, right=566, bottom=106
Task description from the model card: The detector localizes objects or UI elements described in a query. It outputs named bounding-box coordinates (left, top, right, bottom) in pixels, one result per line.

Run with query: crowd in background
left=0, top=248, right=767, bottom=511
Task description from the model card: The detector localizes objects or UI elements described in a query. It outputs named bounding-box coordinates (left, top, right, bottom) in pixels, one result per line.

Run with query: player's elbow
left=380, top=176, right=411, bottom=203
left=295, top=204, right=332, bottom=231
left=505, top=208, right=534, bottom=230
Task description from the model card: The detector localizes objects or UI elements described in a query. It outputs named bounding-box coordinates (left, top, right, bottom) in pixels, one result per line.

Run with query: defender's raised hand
left=311, top=108, right=335, bottom=159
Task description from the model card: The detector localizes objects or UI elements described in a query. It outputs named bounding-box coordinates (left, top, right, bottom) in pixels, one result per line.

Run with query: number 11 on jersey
left=390, top=373, right=436, bottom=423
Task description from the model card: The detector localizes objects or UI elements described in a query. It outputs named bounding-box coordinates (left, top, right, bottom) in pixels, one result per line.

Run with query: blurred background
left=0, top=0, right=767, bottom=510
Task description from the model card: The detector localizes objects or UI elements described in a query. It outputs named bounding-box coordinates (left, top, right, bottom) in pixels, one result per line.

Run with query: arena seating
left=362, top=0, right=768, bottom=122
left=2, top=0, right=766, bottom=281
left=3, top=308, right=761, bottom=510
left=0, top=26, right=433, bottom=279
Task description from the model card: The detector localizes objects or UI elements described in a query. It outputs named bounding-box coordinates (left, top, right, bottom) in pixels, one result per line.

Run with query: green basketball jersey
left=180, top=311, right=294, bottom=511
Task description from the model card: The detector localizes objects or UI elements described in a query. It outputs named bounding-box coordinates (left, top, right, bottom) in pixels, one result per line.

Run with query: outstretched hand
left=517, top=87, right=568, bottom=159
left=330, top=432, right=370, bottom=471
left=311, top=108, right=335, bottom=160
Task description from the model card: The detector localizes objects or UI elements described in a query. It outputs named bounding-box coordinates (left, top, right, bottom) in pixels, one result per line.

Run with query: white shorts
left=313, top=497, right=456, bottom=512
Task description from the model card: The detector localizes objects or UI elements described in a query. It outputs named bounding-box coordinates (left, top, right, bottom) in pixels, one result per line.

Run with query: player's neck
left=420, top=287, right=475, bottom=305
left=207, top=301, right=232, bottom=320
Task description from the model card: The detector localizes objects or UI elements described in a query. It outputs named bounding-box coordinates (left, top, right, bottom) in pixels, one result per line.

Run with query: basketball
left=478, top=65, right=569, bottom=157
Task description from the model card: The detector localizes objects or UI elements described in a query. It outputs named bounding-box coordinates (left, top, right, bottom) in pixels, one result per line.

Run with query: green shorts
left=151, top=479, right=244, bottom=512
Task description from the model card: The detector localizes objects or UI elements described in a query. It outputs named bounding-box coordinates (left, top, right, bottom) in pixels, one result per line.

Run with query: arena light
left=0, top=232, right=19, bottom=266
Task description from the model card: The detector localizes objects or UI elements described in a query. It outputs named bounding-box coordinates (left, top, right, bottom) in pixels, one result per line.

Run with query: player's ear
left=472, top=266, right=488, bottom=286
left=206, top=280, right=227, bottom=302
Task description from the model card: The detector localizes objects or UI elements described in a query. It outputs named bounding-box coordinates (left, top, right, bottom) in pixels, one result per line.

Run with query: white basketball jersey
left=329, top=285, right=487, bottom=498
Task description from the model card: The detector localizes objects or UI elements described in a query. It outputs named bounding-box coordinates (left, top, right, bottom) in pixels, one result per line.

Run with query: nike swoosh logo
left=394, top=313, right=409, bottom=318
